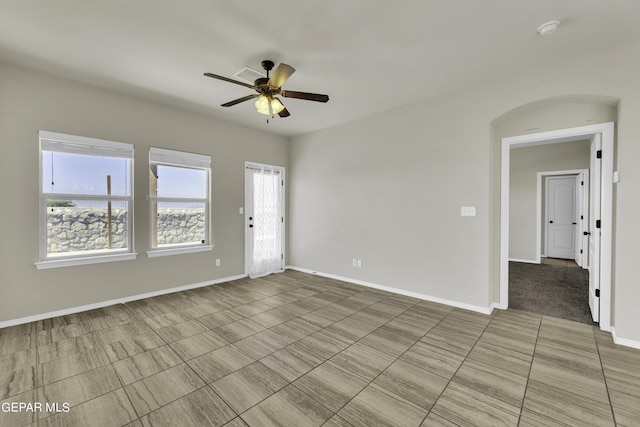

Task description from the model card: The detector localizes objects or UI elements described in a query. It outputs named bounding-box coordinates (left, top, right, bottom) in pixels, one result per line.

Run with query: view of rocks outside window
left=46, top=207, right=205, bottom=254
left=47, top=207, right=127, bottom=254
left=156, top=207, right=206, bottom=246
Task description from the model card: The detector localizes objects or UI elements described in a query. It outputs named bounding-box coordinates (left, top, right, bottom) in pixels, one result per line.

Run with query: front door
left=245, top=162, right=285, bottom=278
left=546, top=176, right=577, bottom=260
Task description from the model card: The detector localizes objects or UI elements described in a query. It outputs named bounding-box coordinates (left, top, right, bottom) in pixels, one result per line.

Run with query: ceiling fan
left=204, top=60, right=329, bottom=119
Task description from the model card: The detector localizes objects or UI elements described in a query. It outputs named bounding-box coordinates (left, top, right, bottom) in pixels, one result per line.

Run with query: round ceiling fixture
left=537, top=20, right=560, bottom=36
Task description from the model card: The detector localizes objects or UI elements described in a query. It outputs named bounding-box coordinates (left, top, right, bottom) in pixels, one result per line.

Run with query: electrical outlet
left=352, top=259, right=357, bottom=267
left=215, top=258, right=221, bottom=267
left=357, top=259, right=362, bottom=268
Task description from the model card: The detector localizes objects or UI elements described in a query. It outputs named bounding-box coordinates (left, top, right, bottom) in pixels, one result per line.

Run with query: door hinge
left=581, top=181, right=584, bottom=186
left=580, top=249, right=583, bottom=254
left=580, top=215, right=584, bottom=220
left=596, top=220, right=601, bottom=229
left=597, top=150, right=602, bottom=159
left=281, top=217, right=284, bottom=223
left=281, top=253, right=284, bottom=260
left=282, top=180, right=284, bottom=186
left=595, top=289, right=600, bottom=298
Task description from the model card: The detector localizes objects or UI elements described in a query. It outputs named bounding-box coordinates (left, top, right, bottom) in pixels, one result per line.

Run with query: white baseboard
left=286, top=266, right=494, bottom=315
left=509, top=258, right=540, bottom=264
left=611, top=327, right=640, bottom=350
left=0, top=273, right=247, bottom=329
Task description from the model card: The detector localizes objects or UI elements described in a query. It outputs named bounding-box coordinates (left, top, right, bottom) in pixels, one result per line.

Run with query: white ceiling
left=1, top=1, right=640, bottom=137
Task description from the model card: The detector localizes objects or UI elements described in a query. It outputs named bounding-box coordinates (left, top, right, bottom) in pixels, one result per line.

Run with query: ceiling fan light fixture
left=255, top=95, right=285, bottom=115
left=270, top=97, right=285, bottom=114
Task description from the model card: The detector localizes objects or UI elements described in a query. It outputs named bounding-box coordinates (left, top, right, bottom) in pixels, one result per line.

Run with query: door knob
left=249, top=224, right=253, bottom=228
left=549, top=221, right=553, bottom=224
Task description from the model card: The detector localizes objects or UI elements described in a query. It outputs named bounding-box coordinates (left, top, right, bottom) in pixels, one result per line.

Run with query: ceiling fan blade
left=221, top=94, right=259, bottom=107
left=204, top=73, right=256, bottom=89
left=268, top=63, right=295, bottom=89
left=278, top=107, right=291, bottom=118
left=281, top=90, right=329, bottom=103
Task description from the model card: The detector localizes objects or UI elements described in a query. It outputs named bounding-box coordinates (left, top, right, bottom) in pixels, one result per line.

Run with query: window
left=148, top=147, right=213, bottom=257
left=36, top=131, right=136, bottom=269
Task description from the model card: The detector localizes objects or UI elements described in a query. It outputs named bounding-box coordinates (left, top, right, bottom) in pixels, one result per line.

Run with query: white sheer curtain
left=249, top=167, right=283, bottom=278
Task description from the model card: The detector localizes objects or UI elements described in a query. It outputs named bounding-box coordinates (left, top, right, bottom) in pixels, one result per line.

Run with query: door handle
left=249, top=224, right=253, bottom=228
left=584, top=231, right=590, bottom=236
left=549, top=221, right=553, bottom=224
left=572, top=222, right=577, bottom=225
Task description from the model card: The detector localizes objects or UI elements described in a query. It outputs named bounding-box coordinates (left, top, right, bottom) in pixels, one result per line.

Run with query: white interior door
left=589, top=134, right=602, bottom=322
left=576, top=171, right=590, bottom=269
left=575, top=174, right=582, bottom=266
left=245, top=163, right=285, bottom=278
left=546, top=176, right=577, bottom=260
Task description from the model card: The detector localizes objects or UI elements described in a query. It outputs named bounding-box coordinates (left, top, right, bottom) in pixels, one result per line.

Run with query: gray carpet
left=509, top=261, right=597, bottom=325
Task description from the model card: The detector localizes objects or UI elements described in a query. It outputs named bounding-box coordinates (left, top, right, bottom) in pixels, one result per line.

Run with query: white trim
left=147, top=245, right=214, bottom=258
left=509, top=258, right=539, bottom=264
left=611, top=327, right=640, bottom=350
left=538, top=169, right=588, bottom=264
left=35, top=252, right=138, bottom=270
left=39, top=130, right=136, bottom=266
left=501, top=122, right=614, bottom=332
left=0, top=273, right=247, bottom=329
left=149, top=148, right=212, bottom=251
left=286, top=266, right=494, bottom=315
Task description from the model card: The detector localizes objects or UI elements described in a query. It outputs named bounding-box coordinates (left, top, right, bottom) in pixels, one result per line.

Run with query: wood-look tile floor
left=1, top=270, right=639, bottom=426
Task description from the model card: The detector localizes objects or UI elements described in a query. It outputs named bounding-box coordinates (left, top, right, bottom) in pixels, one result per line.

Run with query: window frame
left=147, top=147, right=213, bottom=258
left=35, top=131, right=137, bottom=270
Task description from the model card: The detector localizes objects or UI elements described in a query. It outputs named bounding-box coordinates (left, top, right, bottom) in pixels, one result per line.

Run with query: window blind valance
left=39, top=131, right=133, bottom=159
left=149, top=147, right=211, bottom=169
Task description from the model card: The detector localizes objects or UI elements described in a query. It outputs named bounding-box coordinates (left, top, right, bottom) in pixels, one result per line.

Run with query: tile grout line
left=416, top=310, right=496, bottom=426
left=286, top=297, right=426, bottom=423
left=515, top=313, right=543, bottom=426
left=23, top=280, right=376, bottom=427
left=225, top=290, right=425, bottom=424
left=231, top=289, right=415, bottom=424
left=132, top=279, right=363, bottom=425
left=593, top=326, right=618, bottom=426
left=123, top=294, right=244, bottom=423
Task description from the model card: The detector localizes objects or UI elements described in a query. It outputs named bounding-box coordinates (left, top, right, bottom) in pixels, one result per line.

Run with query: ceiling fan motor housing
left=261, top=60, right=275, bottom=72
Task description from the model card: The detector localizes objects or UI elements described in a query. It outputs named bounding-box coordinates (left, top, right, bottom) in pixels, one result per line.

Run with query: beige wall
left=0, top=62, right=289, bottom=322
left=508, top=140, right=591, bottom=262
left=290, top=40, right=640, bottom=343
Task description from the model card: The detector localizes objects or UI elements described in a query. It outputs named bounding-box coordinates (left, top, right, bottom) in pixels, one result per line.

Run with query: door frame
left=500, top=122, right=614, bottom=331
left=537, top=169, right=588, bottom=265
left=244, top=161, right=286, bottom=276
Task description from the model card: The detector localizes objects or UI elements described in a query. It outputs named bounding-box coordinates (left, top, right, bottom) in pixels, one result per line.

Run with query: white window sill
left=35, top=253, right=138, bottom=270
left=147, top=245, right=214, bottom=258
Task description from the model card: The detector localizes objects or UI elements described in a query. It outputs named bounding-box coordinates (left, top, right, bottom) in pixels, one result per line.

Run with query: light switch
left=239, top=207, right=244, bottom=214
left=461, top=206, right=476, bottom=217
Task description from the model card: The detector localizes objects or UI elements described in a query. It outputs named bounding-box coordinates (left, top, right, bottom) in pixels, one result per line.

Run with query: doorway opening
left=500, top=122, right=614, bottom=331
